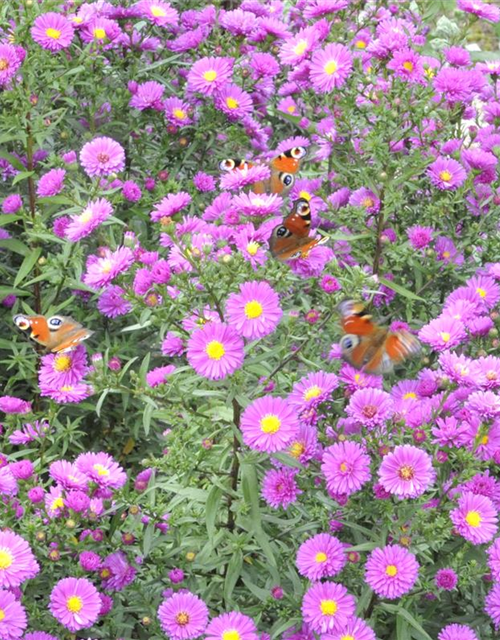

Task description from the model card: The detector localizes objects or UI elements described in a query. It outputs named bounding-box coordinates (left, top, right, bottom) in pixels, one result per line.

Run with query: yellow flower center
left=173, top=108, right=186, bottom=120
left=46, top=28, right=61, bottom=40
left=403, top=392, right=417, bottom=400
left=320, top=599, right=338, bottom=616
left=465, top=510, right=481, bottom=528
left=440, top=332, right=450, bottom=343
left=324, top=60, right=338, bottom=75
left=354, top=373, right=361, bottom=382
left=244, top=300, right=263, bottom=319
left=100, top=568, right=111, bottom=578
left=203, top=70, right=217, bottom=82
left=0, top=549, right=13, bottom=570
left=362, top=197, right=374, bottom=208
left=176, top=612, right=190, bottom=625
left=315, top=552, right=328, bottom=563
left=287, top=105, right=296, bottom=113
left=151, top=5, right=167, bottom=17
left=52, top=497, right=64, bottom=509
left=439, top=170, right=452, bottom=182
left=101, top=259, right=113, bottom=273
left=226, top=97, right=239, bottom=110
left=386, top=564, right=398, bottom=576
left=294, top=40, right=308, bottom=56
left=93, top=28, right=107, bottom=40
left=341, top=636, right=355, bottom=640
left=398, top=465, right=415, bottom=480
left=340, top=462, right=348, bottom=473
left=93, top=463, right=110, bottom=477
left=246, top=241, right=259, bottom=256
left=442, top=251, right=450, bottom=259
left=290, top=441, right=305, bottom=458
left=61, top=385, right=73, bottom=392
left=67, top=596, right=83, bottom=613
left=54, top=355, right=72, bottom=372
left=476, top=287, right=486, bottom=298
left=0, top=609, right=5, bottom=621
left=355, top=40, right=366, bottom=49
left=80, top=208, right=93, bottom=223
left=299, top=190, right=311, bottom=201
left=304, top=385, right=322, bottom=401
left=0, top=59, right=8, bottom=71
left=487, top=371, right=497, bottom=381
left=260, top=414, right=281, bottom=434
left=72, top=17, right=83, bottom=24
left=205, top=340, right=225, bottom=360
left=403, top=61, right=414, bottom=72
left=481, top=435, right=489, bottom=445
left=223, top=631, right=241, bottom=640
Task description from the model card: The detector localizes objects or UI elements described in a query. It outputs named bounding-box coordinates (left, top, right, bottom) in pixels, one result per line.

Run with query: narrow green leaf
left=0, top=239, right=29, bottom=255
left=223, top=550, right=243, bottom=604
left=205, top=485, right=222, bottom=542
left=14, top=248, right=41, bottom=287
left=12, top=171, right=35, bottom=186
left=378, top=276, right=425, bottom=302
left=0, top=215, right=20, bottom=227
left=396, top=612, right=411, bottom=640
left=143, top=403, right=154, bottom=436
left=95, top=389, right=109, bottom=417
left=394, top=608, right=433, bottom=640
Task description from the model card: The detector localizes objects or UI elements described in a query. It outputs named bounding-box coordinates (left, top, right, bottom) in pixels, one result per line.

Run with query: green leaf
left=394, top=608, right=433, bottom=640
left=0, top=215, right=20, bottom=227
left=223, top=549, right=243, bottom=605
left=12, top=171, right=35, bottom=186
left=241, top=462, right=261, bottom=528
left=205, top=485, right=222, bottom=542
left=396, top=612, right=411, bottom=640
left=14, top=248, right=41, bottom=287
left=95, top=389, right=110, bottom=418
left=378, top=276, right=425, bottom=302
left=0, top=151, right=26, bottom=172
left=143, top=403, right=154, bottom=436
left=0, top=239, right=29, bottom=255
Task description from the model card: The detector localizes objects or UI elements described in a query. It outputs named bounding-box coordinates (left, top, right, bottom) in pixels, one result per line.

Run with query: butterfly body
left=269, top=198, right=328, bottom=261
left=14, top=315, right=93, bottom=353
left=220, top=146, right=307, bottom=195
left=338, top=300, right=420, bottom=374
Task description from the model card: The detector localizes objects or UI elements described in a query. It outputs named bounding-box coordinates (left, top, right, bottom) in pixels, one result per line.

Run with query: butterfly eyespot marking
left=296, top=201, right=310, bottom=216
left=340, top=334, right=360, bottom=352
left=290, top=146, right=307, bottom=159
left=219, top=159, right=236, bottom=171
left=280, top=173, right=294, bottom=187
left=14, top=316, right=30, bottom=331
left=276, top=226, right=290, bottom=238
left=48, top=316, right=64, bottom=330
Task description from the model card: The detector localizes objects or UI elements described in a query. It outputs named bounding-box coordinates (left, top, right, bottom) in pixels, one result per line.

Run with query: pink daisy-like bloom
left=129, top=81, right=165, bottom=111
left=83, top=246, right=134, bottom=289
left=346, top=388, right=394, bottom=429
left=225, top=280, right=282, bottom=340
left=187, top=322, right=244, bottom=381
left=0, top=467, right=17, bottom=498
left=485, top=584, right=500, bottom=630
left=79, top=137, right=126, bottom=178
left=0, top=531, right=39, bottom=588
left=80, top=18, right=121, bottom=45
left=234, top=227, right=268, bottom=270
left=261, top=467, right=302, bottom=510
left=0, top=588, right=27, bottom=639
left=387, top=47, right=424, bottom=83
left=164, top=97, right=193, bottom=127
left=418, top=316, right=467, bottom=352
left=97, top=285, right=132, bottom=318
left=146, top=365, right=176, bottom=388
left=38, top=344, right=88, bottom=388
left=9, top=420, right=50, bottom=445
left=457, top=0, right=500, bottom=23
left=487, top=537, right=500, bottom=580
left=427, top=157, right=467, bottom=190
left=137, top=0, right=179, bottom=27
left=378, top=445, right=435, bottom=499
left=407, top=225, right=433, bottom=250
left=157, top=591, right=209, bottom=640
left=187, top=56, right=233, bottom=96
left=49, top=460, right=88, bottom=491
left=100, top=551, right=136, bottom=592
left=0, top=44, right=23, bottom=87
left=435, top=568, right=458, bottom=591
left=49, top=577, right=101, bottom=632
left=309, top=43, right=353, bottom=92
left=465, top=274, right=500, bottom=310
left=65, top=198, right=113, bottom=242
left=150, top=192, right=192, bottom=222
left=240, top=395, right=299, bottom=453
left=233, top=193, right=283, bottom=218
left=296, top=533, right=346, bottom=581
left=325, top=616, right=376, bottom=640
left=220, top=164, right=271, bottom=191
left=338, top=363, right=383, bottom=392
left=31, top=12, right=74, bottom=52
left=278, top=27, right=319, bottom=66
left=39, top=381, right=93, bottom=404
left=301, top=581, right=355, bottom=634
left=0, top=396, right=31, bottom=414
left=214, top=84, right=253, bottom=121
left=365, top=545, right=419, bottom=599
left=205, top=611, right=258, bottom=640
left=289, top=371, right=339, bottom=411
left=433, top=67, right=475, bottom=104
left=24, top=634, right=60, bottom=640
left=75, top=452, right=127, bottom=489
left=36, top=168, right=66, bottom=197
left=348, top=188, right=380, bottom=214
left=450, top=492, right=498, bottom=544
left=321, top=441, right=372, bottom=497
left=288, top=424, right=319, bottom=464
left=438, top=624, right=479, bottom=640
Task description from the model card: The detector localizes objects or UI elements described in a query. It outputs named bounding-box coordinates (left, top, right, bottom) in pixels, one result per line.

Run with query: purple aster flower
left=164, top=97, right=193, bottom=126
left=321, top=441, right=371, bottom=497
left=378, top=445, right=435, bottom=499
left=137, top=0, right=179, bottom=26
left=226, top=280, right=282, bottom=340
left=0, top=44, right=23, bottom=87
left=75, top=452, right=126, bottom=489
left=289, top=371, right=339, bottom=411
left=427, top=157, right=467, bottom=190
left=205, top=611, right=258, bottom=640
left=326, top=617, right=376, bottom=640
left=79, top=137, right=125, bottom=178
left=296, top=533, right=346, bottom=581
left=279, top=26, right=319, bottom=66
left=100, top=551, right=136, bottom=591
left=36, top=168, right=66, bottom=198
left=444, top=46, right=472, bottom=67
left=457, top=0, right=500, bottom=22
left=129, top=81, right=164, bottom=111
left=97, top=285, right=132, bottom=318
left=80, top=18, right=121, bottom=46
left=24, top=634, right=59, bottom=640
left=348, top=187, right=380, bottom=214
left=150, top=192, right=191, bottom=222
left=158, top=591, right=209, bottom=639
left=365, top=545, right=419, bottom=599
left=2, top=194, right=22, bottom=214
left=433, top=68, right=475, bottom=104
left=487, top=537, right=500, bottom=580
left=387, top=47, right=424, bottom=83
left=122, top=180, right=142, bottom=202
left=418, top=316, right=467, bottom=351
left=146, top=365, right=176, bottom=388
left=0, top=396, right=31, bottom=414
left=39, top=381, right=93, bottom=404
left=465, top=274, right=500, bottom=309
left=0, top=467, right=18, bottom=498
left=261, top=467, right=301, bottom=510
left=485, top=584, right=500, bottom=630
left=438, top=624, right=479, bottom=640
left=83, top=246, right=134, bottom=289
left=407, top=225, right=433, bottom=249
left=187, top=56, right=233, bottom=96
left=9, top=420, right=50, bottom=445
left=187, top=322, right=244, bottom=381
left=346, top=388, right=394, bottom=429
left=80, top=551, right=101, bottom=572
left=214, top=84, right=253, bottom=121
left=451, top=492, right=498, bottom=544
left=49, top=577, right=100, bottom=632
left=240, top=395, right=299, bottom=453
left=161, top=332, right=185, bottom=357
left=301, top=581, right=355, bottom=634
left=31, top=12, right=74, bottom=52
left=0, top=531, right=39, bottom=588
left=435, top=568, right=458, bottom=591
left=38, top=344, right=88, bottom=388
left=0, top=589, right=27, bottom=639
left=193, top=172, right=216, bottom=192
left=220, top=164, right=271, bottom=191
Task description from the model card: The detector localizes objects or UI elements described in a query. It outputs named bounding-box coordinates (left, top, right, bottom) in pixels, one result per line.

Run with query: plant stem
left=26, top=113, right=42, bottom=314
left=372, top=193, right=385, bottom=276
left=227, top=398, right=241, bottom=531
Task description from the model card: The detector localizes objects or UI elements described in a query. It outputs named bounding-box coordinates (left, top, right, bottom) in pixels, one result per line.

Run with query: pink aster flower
left=0, top=396, right=31, bottom=414
left=187, top=56, right=233, bottom=96
left=296, top=533, right=346, bottom=581
left=97, top=285, right=131, bottom=318
left=346, top=388, right=394, bottom=429
left=485, top=584, right=500, bottom=630
left=0, top=44, right=23, bottom=87
left=433, top=68, right=475, bottom=104
left=288, top=371, right=339, bottom=411
left=387, top=47, right=424, bottom=83
left=187, top=322, right=244, bottom=381
left=0, top=589, right=27, bottom=639
left=9, top=420, right=50, bottom=445
left=0, top=531, right=39, bottom=588
left=31, top=12, right=74, bottom=52
left=150, top=192, right=191, bottom=222
left=83, top=246, right=134, bottom=289
left=164, top=97, right=192, bottom=126
left=465, top=274, right=500, bottom=310
left=80, top=18, right=121, bottom=45
left=419, top=316, right=467, bottom=352
left=438, top=624, right=479, bottom=640
left=348, top=188, right=380, bottom=214
left=338, top=363, right=383, bottom=392
left=321, top=441, right=371, bottom=497
left=146, top=365, right=176, bottom=388
left=435, top=568, right=458, bottom=591
left=205, top=611, right=258, bottom=640
left=38, top=345, right=88, bottom=388
left=487, top=537, right=500, bottom=580
left=0, top=467, right=17, bottom=497
left=215, top=84, right=253, bottom=121
left=233, top=193, right=283, bottom=218
left=220, top=164, right=271, bottom=191
left=225, top=280, right=282, bottom=340
left=137, top=0, right=179, bottom=27
left=100, top=551, right=136, bottom=591
left=407, top=226, right=434, bottom=250
left=427, top=157, right=467, bottom=190
left=39, top=381, right=93, bottom=404
left=65, top=198, right=113, bottom=242
left=24, top=634, right=59, bottom=640
left=309, top=43, right=353, bottom=92
left=301, top=582, right=355, bottom=634
left=49, top=460, right=88, bottom=491
left=158, top=591, right=209, bottom=640
left=279, top=26, right=319, bottom=66
left=325, top=617, right=376, bottom=640
left=378, top=445, right=435, bottom=499
left=79, top=137, right=126, bottom=178
left=457, top=0, right=500, bottom=22
left=450, top=492, right=498, bottom=544
left=49, top=577, right=101, bottom=632
left=365, top=545, right=419, bottom=599
left=240, top=395, right=299, bottom=453
left=262, top=467, right=302, bottom=510
left=75, top=452, right=127, bottom=489
left=129, top=81, right=165, bottom=111
left=36, top=168, right=66, bottom=197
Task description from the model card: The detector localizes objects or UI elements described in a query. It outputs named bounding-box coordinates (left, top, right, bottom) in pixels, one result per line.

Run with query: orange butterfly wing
left=14, top=314, right=93, bottom=352
left=269, top=199, right=327, bottom=261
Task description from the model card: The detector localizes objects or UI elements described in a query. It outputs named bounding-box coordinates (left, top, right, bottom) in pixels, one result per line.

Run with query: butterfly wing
left=266, top=146, right=307, bottom=195
left=269, top=199, right=327, bottom=261
left=219, top=158, right=253, bottom=172
left=14, top=314, right=93, bottom=352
